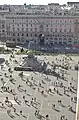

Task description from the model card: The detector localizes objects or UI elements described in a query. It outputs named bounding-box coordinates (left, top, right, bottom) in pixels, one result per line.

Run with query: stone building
left=0, top=2, right=79, bottom=45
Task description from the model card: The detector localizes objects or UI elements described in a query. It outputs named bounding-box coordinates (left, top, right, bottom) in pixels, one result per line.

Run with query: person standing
left=46, top=115, right=50, bottom=120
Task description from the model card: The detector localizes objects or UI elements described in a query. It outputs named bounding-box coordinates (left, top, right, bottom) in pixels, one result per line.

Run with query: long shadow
left=15, top=112, right=20, bottom=116
left=14, top=100, right=21, bottom=106
left=36, top=114, right=45, bottom=120
left=7, top=113, right=15, bottom=119
left=57, top=92, right=63, bottom=96
left=64, top=93, right=70, bottom=97
left=52, top=108, right=60, bottom=112
left=59, top=103, right=67, bottom=108
left=22, top=114, right=27, bottom=118
left=26, top=93, right=31, bottom=96
left=69, top=109, right=76, bottom=114
left=70, top=90, right=76, bottom=94
left=25, top=103, right=31, bottom=107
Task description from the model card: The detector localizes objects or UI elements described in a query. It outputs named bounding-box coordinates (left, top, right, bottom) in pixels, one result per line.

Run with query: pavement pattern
left=0, top=53, right=78, bottom=120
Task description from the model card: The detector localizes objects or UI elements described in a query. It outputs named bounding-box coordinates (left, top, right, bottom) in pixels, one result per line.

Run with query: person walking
left=46, top=115, right=50, bottom=120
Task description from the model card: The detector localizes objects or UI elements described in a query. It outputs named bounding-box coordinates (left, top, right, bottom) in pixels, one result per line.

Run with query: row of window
left=48, top=28, right=72, bottom=32
left=7, top=28, right=72, bottom=33
left=9, top=36, right=73, bottom=41
left=8, top=33, right=37, bottom=37
left=7, top=23, right=72, bottom=28
left=11, top=38, right=73, bottom=42
left=12, top=28, right=72, bottom=32
left=7, top=27, right=72, bottom=32
left=12, top=28, right=37, bottom=31
left=46, top=38, right=72, bottom=40
left=12, top=19, right=73, bottom=23
left=7, top=31, right=72, bottom=37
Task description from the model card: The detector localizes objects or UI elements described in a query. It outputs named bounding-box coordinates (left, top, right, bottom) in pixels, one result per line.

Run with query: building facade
left=0, top=2, right=79, bottom=45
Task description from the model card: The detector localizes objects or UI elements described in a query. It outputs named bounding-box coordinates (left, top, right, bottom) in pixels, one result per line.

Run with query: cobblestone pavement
left=0, top=54, right=78, bottom=120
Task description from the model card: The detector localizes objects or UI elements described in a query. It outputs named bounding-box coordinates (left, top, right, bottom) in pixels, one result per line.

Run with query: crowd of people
left=0, top=53, right=78, bottom=120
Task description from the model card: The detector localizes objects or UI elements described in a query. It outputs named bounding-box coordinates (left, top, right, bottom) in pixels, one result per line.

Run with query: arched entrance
left=39, top=34, right=45, bottom=46
left=39, top=25, right=45, bottom=45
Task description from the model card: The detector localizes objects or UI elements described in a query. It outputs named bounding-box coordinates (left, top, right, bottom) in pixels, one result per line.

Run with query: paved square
left=0, top=53, right=78, bottom=120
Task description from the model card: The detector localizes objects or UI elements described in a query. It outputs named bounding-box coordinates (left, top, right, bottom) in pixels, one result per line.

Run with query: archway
left=39, top=34, right=45, bottom=46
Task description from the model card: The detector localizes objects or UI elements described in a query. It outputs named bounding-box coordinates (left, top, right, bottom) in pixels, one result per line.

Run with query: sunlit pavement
left=0, top=54, right=78, bottom=120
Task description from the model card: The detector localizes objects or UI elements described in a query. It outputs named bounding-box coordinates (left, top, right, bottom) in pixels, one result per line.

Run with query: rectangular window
left=17, top=28, right=19, bottom=31
left=13, top=38, right=15, bottom=41
left=17, top=33, right=19, bottom=36
left=60, top=29, right=62, bottom=32
left=47, top=25, right=48, bottom=27
left=35, top=34, right=37, bottom=36
left=69, top=28, right=71, bottom=32
left=13, top=27, right=15, bottom=31
left=70, top=20, right=72, bottom=23
left=17, top=38, right=20, bottom=42
left=56, top=20, right=57, bottom=23
left=51, top=28, right=53, bottom=32
left=22, top=28, right=24, bottom=31
left=31, top=28, right=32, bottom=31
left=22, top=33, right=24, bottom=36
left=64, top=29, right=66, bottom=32
left=13, top=33, right=15, bottom=36
left=26, top=28, right=28, bottom=31
left=2, top=30, right=5, bottom=32
left=46, top=28, right=49, bottom=31
left=55, top=28, right=57, bottom=32
left=17, top=24, right=19, bottom=26
left=2, top=25, right=5, bottom=28
left=35, top=28, right=37, bottom=31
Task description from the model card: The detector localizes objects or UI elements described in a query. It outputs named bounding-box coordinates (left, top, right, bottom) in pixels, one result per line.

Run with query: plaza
left=0, top=51, right=78, bottom=120
left=0, top=1, right=79, bottom=120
